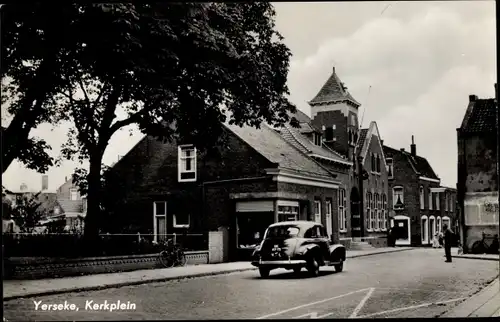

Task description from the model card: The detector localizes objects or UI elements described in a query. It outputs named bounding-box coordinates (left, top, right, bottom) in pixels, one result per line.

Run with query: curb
left=4, top=248, right=414, bottom=301
left=440, top=277, right=500, bottom=318
left=452, top=255, right=499, bottom=262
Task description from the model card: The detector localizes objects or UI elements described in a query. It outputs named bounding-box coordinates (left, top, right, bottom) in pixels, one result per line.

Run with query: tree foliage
left=8, top=192, right=44, bottom=233
left=1, top=4, right=83, bottom=173
left=4, top=3, right=297, bottom=240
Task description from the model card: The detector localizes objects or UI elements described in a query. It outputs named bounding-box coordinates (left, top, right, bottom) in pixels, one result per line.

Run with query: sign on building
left=464, top=192, right=499, bottom=226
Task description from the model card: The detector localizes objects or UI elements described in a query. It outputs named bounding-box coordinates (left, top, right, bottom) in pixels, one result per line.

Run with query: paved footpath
left=3, top=247, right=412, bottom=300
left=3, top=248, right=498, bottom=321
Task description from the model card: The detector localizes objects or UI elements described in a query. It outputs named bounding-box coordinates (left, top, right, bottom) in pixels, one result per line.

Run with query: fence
left=2, top=232, right=209, bottom=258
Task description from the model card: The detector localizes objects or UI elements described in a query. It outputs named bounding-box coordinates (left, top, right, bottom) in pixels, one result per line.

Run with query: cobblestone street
left=4, top=249, right=498, bottom=320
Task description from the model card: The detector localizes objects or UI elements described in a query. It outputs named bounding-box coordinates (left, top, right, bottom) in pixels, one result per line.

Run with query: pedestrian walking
left=432, top=232, right=440, bottom=248
left=443, top=224, right=453, bottom=262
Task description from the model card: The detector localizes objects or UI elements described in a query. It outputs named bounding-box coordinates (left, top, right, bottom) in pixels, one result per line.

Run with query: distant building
left=383, top=136, right=457, bottom=246
left=457, top=85, right=499, bottom=254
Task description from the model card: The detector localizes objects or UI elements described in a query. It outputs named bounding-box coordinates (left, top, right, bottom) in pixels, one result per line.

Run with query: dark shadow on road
left=247, top=269, right=339, bottom=280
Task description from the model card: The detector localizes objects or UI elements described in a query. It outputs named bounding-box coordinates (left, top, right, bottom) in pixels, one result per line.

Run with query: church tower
left=308, top=66, right=361, bottom=161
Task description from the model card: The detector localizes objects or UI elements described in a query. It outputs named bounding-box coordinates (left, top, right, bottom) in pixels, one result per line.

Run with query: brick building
left=457, top=85, right=499, bottom=254
left=307, top=66, right=389, bottom=242
left=103, top=110, right=353, bottom=260
left=383, top=137, right=457, bottom=246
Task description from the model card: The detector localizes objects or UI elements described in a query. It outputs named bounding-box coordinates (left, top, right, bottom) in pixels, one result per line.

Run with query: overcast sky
left=2, top=1, right=497, bottom=191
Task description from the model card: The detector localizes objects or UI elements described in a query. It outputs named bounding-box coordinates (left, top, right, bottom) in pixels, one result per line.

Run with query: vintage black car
left=251, top=221, right=346, bottom=278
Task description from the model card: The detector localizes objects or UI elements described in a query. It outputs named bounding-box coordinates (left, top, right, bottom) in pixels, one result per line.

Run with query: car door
left=315, top=225, right=330, bottom=262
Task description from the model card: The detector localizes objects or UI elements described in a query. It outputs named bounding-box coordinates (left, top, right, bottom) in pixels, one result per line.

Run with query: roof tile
left=461, top=99, right=497, bottom=133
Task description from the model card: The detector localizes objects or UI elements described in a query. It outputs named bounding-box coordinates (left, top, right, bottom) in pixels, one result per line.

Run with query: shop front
left=231, top=196, right=309, bottom=260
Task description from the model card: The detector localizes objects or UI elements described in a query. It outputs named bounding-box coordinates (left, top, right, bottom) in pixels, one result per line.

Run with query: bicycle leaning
left=158, top=238, right=187, bottom=268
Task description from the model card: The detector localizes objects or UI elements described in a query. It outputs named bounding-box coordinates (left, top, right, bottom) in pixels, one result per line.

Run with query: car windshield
left=265, top=225, right=300, bottom=239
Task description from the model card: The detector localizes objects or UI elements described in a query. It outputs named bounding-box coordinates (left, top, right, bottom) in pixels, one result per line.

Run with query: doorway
left=350, top=187, right=362, bottom=237
left=393, top=215, right=411, bottom=245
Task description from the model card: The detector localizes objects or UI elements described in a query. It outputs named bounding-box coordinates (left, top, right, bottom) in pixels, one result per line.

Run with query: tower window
left=313, top=133, right=322, bottom=146
left=325, top=127, right=334, bottom=141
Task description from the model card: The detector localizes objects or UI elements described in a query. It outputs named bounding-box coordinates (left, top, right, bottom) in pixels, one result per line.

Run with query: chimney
left=380, top=139, right=384, bottom=146
left=65, top=176, right=68, bottom=182
left=332, top=66, right=335, bottom=73
left=410, top=135, right=416, bottom=156
left=469, top=95, right=477, bottom=102
left=400, top=148, right=405, bottom=152
left=41, top=175, right=49, bottom=191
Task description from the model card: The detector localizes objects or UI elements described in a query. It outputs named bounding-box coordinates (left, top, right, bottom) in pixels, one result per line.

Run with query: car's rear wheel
left=259, top=268, right=270, bottom=278
left=293, top=267, right=301, bottom=274
left=307, top=257, right=320, bottom=277
left=334, top=261, right=344, bottom=272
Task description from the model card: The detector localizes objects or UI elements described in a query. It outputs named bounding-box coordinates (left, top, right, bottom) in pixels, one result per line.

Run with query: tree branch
left=97, top=85, right=121, bottom=151
left=77, top=74, right=91, bottom=106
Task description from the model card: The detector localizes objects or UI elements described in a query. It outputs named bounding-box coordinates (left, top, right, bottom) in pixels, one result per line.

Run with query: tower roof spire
left=308, top=66, right=360, bottom=107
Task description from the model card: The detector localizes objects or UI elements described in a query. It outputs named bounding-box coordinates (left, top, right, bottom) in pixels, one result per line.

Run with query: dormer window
left=313, top=132, right=322, bottom=146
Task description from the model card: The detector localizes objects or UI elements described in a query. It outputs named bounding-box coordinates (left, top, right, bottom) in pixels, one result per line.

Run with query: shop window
left=237, top=213, right=274, bottom=249
left=371, top=193, right=377, bottom=230
left=421, top=216, right=428, bottom=243
left=382, top=194, right=387, bottom=230
left=278, top=205, right=299, bottom=222
left=437, top=216, right=442, bottom=233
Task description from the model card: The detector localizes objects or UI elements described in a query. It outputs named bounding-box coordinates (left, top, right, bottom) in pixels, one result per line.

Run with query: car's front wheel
left=334, top=261, right=344, bottom=272
left=307, top=257, right=320, bottom=277
left=259, top=267, right=270, bottom=278
left=293, top=267, right=301, bottom=275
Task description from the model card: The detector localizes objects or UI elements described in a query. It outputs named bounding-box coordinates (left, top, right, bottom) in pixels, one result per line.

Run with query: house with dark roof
left=457, top=85, right=498, bottom=254
left=101, top=110, right=353, bottom=261
left=305, top=66, right=389, bottom=244
left=383, top=137, right=457, bottom=246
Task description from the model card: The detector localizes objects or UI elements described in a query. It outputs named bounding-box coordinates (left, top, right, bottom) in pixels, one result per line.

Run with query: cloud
left=284, top=3, right=496, bottom=186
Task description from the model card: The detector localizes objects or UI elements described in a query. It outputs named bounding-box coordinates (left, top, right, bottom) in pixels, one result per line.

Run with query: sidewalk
left=442, top=278, right=500, bottom=318
left=3, top=247, right=412, bottom=300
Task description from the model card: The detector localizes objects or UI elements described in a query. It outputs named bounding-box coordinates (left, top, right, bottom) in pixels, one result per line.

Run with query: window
left=421, top=216, right=429, bottom=243
left=386, top=158, right=394, bottom=179
left=278, top=205, right=299, bottom=222
left=444, top=192, right=449, bottom=211
left=428, top=189, right=433, bottom=210
left=314, top=200, right=321, bottom=223
left=375, top=193, right=380, bottom=230
left=450, top=195, right=454, bottom=212
left=372, top=193, right=377, bottom=230
left=325, top=200, right=333, bottom=236
left=351, top=115, right=356, bottom=125
left=371, top=154, right=375, bottom=172
left=366, top=192, right=372, bottom=231
left=382, top=194, right=387, bottom=230
left=435, top=192, right=440, bottom=210
left=313, top=132, right=322, bottom=146
left=419, top=186, right=424, bottom=210
left=173, top=213, right=190, bottom=228
left=437, top=216, right=441, bottom=233
left=153, top=201, right=167, bottom=243
left=70, top=188, right=78, bottom=201
left=393, top=186, right=404, bottom=209
left=237, top=214, right=274, bottom=248
left=442, top=216, right=451, bottom=229
left=325, top=127, right=334, bottom=141
left=348, top=130, right=353, bottom=145
left=265, top=225, right=300, bottom=239
left=178, top=145, right=197, bottom=182
left=338, top=189, right=346, bottom=232
left=376, top=155, right=381, bottom=173
left=354, top=131, right=358, bottom=143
